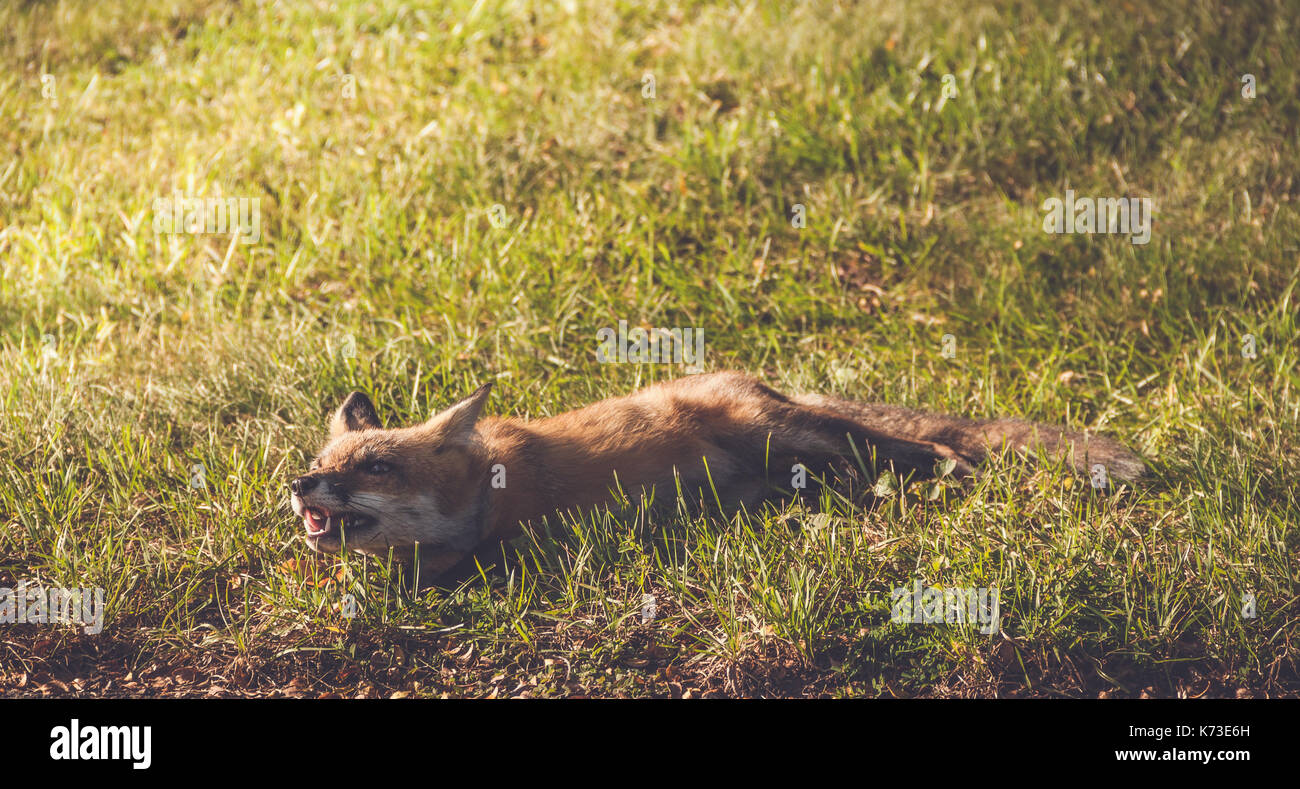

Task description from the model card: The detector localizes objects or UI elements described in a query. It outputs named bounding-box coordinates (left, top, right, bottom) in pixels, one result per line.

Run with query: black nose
left=291, top=476, right=319, bottom=496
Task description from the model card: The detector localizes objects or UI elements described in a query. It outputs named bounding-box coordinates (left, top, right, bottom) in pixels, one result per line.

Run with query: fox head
left=290, top=385, right=494, bottom=563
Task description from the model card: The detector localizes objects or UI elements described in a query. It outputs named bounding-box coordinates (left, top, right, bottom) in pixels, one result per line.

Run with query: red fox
left=290, top=372, right=1145, bottom=577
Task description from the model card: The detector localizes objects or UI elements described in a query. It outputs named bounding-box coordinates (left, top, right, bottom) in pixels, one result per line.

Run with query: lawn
left=1, top=0, right=1297, bottom=697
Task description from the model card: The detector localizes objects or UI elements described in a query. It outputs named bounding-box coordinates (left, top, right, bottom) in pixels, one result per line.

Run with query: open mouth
left=302, top=507, right=374, bottom=539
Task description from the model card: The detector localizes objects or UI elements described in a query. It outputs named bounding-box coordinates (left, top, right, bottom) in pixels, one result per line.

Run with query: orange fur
left=290, top=372, right=1144, bottom=578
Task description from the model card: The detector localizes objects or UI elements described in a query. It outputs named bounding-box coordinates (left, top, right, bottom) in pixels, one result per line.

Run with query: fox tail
left=793, top=394, right=1147, bottom=483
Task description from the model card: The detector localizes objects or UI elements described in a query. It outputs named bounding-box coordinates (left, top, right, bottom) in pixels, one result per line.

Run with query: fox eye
left=367, top=461, right=392, bottom=475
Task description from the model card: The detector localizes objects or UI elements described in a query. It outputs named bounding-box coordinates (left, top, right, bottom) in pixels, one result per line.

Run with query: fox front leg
left=414, top=549, right=468, bottom=582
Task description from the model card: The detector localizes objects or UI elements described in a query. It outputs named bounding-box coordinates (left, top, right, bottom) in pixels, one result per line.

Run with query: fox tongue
left=304, top=507, right=330, bottom=535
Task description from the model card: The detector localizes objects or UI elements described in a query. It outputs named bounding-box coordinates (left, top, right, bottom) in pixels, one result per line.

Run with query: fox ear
left=425, top=382, right=492, bottom=441
left=331, top=391, right=382, bottom=437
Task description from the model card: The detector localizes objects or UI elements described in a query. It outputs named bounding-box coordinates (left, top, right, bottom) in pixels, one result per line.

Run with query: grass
left=0, top=0, right=1297, bottom=698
